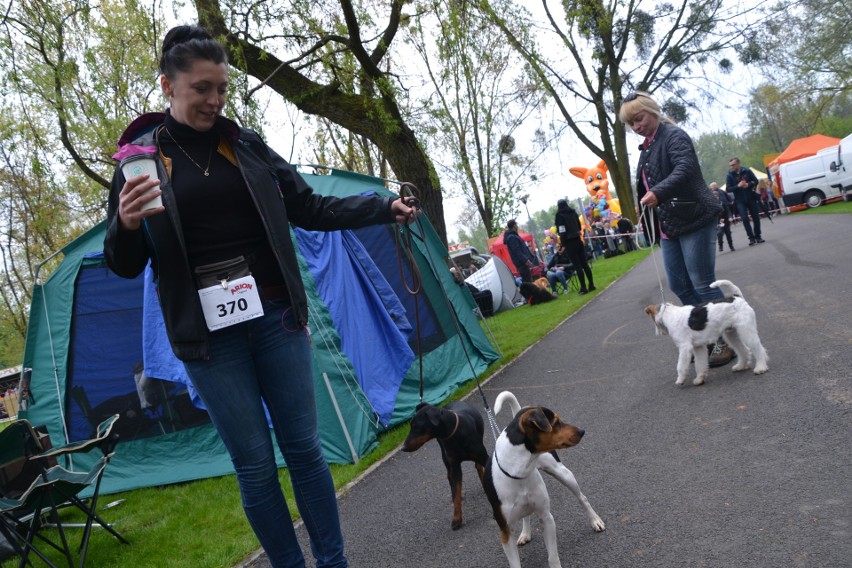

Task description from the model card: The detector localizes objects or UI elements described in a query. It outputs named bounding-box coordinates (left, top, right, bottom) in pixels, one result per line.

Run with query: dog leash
left=639, top=203, right=667, bottom=305
left=393, top=183, right=502, bottom=442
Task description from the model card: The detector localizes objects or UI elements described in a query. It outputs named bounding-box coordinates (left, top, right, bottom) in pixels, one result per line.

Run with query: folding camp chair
left=0, top=415, right=128, bottom=567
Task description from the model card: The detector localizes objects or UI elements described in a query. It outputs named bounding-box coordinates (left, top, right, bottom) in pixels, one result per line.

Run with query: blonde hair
left=619, top=91, right=675, bottom=126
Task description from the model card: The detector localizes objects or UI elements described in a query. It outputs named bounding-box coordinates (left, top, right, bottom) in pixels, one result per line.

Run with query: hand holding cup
left=118, top=154, right=164, bottom=230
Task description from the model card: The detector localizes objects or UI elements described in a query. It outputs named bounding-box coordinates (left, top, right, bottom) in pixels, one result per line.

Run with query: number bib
left=197, top=275, right=264, bottom=331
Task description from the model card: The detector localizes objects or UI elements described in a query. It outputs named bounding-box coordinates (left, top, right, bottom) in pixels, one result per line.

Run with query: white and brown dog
left=644, top=279, right=769, bottom=386
left=483, top=391, right=605, bottom=568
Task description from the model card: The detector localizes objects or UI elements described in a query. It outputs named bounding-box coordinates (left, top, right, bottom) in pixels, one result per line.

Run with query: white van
left=778, top=143, right=848, bottom=208
left=827, top=133, right=852, bottom=202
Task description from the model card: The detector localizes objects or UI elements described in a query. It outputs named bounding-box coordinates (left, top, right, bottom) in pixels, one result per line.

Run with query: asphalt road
left=243, top=211, right=852, bottom=568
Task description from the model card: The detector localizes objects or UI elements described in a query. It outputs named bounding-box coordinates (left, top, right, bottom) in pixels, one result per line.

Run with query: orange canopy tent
left=767, top=134, right=841, bottom=198
left=769, top=134, right=841, bottom=167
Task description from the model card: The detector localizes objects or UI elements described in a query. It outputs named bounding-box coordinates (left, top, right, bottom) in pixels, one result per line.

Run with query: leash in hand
left=393, top=183, right=501, bottom=441
left=639, top=203, right=667, bottom=305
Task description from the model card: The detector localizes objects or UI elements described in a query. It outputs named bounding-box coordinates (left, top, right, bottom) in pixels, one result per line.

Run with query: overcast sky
left=166, top=1, right=768, bottom=241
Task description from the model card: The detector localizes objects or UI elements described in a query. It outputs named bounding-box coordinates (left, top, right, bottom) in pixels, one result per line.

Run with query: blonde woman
left=619, top=91, right=733, bottom=367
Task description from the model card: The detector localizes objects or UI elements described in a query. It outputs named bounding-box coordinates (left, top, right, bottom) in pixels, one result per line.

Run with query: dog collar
left=494, top=452, right=525, bottom=480
left=439, top=413, right=460, bottom=441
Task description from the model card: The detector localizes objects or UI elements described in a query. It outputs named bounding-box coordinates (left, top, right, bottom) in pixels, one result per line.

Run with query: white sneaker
left=562, top=289, right=568, bottom=295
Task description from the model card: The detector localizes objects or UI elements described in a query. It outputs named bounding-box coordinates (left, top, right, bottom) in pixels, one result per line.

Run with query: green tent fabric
left=18, top=168, right=499, bottom=496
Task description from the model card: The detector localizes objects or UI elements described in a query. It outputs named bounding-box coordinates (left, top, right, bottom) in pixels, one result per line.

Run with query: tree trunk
left=195, top=0, right=448, bottom=243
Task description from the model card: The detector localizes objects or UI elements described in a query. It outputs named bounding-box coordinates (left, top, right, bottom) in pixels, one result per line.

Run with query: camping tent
left=487, top=231, right=540, bottom=277
left=19, top=168, right=499, bottom=496
left=465, top=256, right=520, bottom=314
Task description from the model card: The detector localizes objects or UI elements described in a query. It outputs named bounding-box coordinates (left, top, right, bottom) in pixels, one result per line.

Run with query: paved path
left=245, top=212, right=852, bottom=568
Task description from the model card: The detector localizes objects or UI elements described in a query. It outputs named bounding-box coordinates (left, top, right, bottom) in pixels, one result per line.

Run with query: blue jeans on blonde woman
left=184, top=299, right=346, bottom=568
left=660, top=220, right=724, bottom=306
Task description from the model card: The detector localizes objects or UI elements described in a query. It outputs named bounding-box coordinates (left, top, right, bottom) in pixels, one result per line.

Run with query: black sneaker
left=748, top=239, right=756, bottom=246
left=578, top=289, right=588, bottom=296
left=589, top=285, right=596, bottom=291
left=756, top=238, right=765, bottom=243
left=708, top=341, right=736, bottom=367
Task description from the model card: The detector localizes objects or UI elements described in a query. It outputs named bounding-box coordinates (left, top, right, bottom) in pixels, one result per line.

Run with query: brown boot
left=708, top=340, right=736, bottom=367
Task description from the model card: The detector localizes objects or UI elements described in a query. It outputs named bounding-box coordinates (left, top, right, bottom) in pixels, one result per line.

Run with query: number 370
left=217, top=298, right=248, bottom=317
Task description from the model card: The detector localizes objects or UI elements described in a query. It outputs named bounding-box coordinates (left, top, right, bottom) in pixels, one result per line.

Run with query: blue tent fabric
left=67, top=262, right=144, bottom=440
left=295, top=227, right=414, bottom=425
left=141, top=265, right=200, bottom=405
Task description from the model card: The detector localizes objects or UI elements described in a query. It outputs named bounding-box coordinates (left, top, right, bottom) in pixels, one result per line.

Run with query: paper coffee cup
left=120, top=153, right=162, bottom=211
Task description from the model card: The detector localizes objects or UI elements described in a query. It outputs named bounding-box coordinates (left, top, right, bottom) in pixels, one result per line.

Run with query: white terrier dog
left=644, top=280, right=769, bottom=386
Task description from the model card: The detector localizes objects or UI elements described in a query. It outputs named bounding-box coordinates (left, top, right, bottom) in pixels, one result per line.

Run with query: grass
left=1, top=248, right=652, bottom=568
left=797, top=198, right=852, bottom=214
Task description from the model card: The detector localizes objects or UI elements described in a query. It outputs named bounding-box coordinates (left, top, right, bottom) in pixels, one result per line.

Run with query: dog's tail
left=494, top=391, right=522, bottom=417
left=710, top=279, right=743, bottom=298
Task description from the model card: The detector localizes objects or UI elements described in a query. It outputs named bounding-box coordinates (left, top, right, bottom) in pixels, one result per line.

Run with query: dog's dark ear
left=415, top=402, right=429, bottom=412
left=427, top=407, right=442, bottom=427
left=523, top=408, right=553, bottom=433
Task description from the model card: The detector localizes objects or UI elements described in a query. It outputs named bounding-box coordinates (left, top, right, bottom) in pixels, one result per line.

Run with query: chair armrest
left=29, top=414, right=120, bottom=460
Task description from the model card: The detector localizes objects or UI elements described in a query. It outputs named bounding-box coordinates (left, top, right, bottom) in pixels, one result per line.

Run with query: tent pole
left=473, top=307, right=503, bottom=358
left=322, top=372, right=359, bottom=464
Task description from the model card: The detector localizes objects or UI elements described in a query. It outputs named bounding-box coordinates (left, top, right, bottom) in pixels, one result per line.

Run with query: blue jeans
left=661, top=221, right=725, bottom=306
left=735, top=199, right=762, bottom=241
left=546, top=269, right=568, bottom=293
left=184, top=299, right=346, bottom=568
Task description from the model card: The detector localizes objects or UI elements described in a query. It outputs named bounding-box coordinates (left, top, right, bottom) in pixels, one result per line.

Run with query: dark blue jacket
left=505, top=230, right=535, bottom=269
left=725, top=167, right=760, bottom=204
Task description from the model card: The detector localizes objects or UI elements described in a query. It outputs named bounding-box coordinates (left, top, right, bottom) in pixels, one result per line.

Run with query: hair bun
left=162, top=25, right=213, bottom=54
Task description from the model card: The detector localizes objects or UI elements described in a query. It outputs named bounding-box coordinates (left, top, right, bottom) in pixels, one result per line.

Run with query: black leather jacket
left=105, top=113, right=395, bottom=361
left=635, top=122, right=721, bottom=238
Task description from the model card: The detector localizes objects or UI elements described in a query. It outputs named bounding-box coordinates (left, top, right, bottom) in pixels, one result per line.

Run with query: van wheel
left=803, top=190, right=825, bottom=208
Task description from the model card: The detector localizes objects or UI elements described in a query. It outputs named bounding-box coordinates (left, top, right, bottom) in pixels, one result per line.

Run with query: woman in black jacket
left=619, top=92, right=733, bottom=365
left=105, top=25, right=416, bottom=568
left=554, top=199, right=595, bottom=294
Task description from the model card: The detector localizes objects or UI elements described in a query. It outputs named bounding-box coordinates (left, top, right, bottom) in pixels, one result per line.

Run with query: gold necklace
left=164, top=126, right=215, bottom=176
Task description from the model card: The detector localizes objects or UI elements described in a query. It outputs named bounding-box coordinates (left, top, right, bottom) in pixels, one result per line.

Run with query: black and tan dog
left=401, top=401, right=489, bottom=530
left=519, top=282, right=557, bottom=305
left=484, top=391, right=605, bottom=568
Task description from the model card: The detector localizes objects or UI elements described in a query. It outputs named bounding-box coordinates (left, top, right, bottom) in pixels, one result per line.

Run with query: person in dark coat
left=504, top=219, right=538, bottom=283
left=616, top=216, right=636, bottom=252
left=554, top=199, right=595, bottom=295
left=619, top=91, right=733, bottom=366
left=725, top=157, right=764, bottom=245
left=105, top=25, right=418, bottom=567
left=711, top=182, right=735, bottom=252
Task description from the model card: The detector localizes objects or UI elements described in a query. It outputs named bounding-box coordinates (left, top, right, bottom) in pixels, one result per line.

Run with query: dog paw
left=693, top=375, right=706, bottom=386
left=517, top=533, right=532, bottom=546
left=590, top=516, right=606, bottom=532
left=675, top=377, right=686, bottom=386
left=451, top=519, right=462, bottom=530
left=731, top=362, right=748, bottom=372
left=753, top=365, right=769, bottom=375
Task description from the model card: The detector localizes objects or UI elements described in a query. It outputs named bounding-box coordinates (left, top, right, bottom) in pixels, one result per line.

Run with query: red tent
left=488, top=231, right=540, bottom=277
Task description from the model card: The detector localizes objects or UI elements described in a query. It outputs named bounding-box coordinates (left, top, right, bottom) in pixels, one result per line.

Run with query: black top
left=159, top=113, right=283, bottom=288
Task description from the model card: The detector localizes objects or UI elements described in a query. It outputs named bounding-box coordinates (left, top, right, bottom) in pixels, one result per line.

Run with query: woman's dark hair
left=159, top=25, right=228, bottom=78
